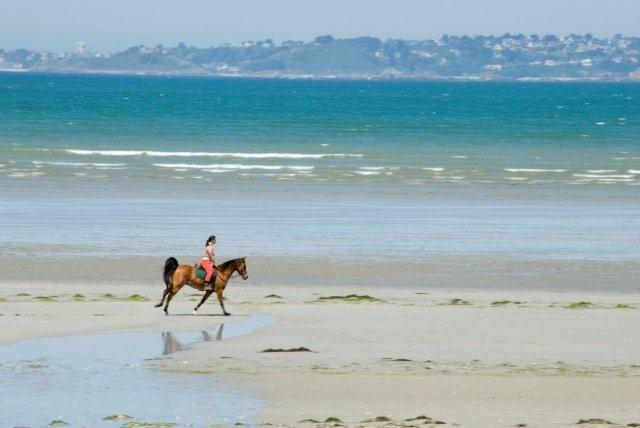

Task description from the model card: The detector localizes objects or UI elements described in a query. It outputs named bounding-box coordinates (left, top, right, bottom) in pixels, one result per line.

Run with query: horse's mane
left=217, top=258, right=242, bottom=270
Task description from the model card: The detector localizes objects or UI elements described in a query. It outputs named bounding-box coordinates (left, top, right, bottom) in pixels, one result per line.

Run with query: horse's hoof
left=154, top=303, right=162, bottom=308
left=192, top=309, right=197, bottom=315
left=224, top=312, right=231, bottom=316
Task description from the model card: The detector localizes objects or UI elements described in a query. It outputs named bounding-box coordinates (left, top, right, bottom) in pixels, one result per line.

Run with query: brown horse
left=155, top=256, right=248, bottom=315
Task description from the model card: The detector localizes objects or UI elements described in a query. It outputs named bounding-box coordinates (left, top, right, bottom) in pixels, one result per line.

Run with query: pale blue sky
left=2, top=0, right=639, bottom=52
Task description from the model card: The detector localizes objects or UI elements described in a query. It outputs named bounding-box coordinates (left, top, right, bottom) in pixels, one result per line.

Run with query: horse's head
left=236, top=257, right=248, bottom=280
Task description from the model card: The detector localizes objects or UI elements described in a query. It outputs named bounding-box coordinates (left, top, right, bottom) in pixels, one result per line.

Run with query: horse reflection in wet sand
left=155, top=257, right=248, bottom=315
left=162, top=324, right=225, bottom=355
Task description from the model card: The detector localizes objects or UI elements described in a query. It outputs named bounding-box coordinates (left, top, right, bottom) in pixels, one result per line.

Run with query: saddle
left=194, top=263, right=206, bottom=280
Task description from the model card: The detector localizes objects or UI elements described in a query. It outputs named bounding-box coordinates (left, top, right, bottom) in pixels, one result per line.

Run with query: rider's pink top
left=202, top=243, right=215, bottom=262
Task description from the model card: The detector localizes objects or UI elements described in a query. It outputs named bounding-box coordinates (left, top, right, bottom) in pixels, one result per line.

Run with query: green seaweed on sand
left=16, top=293, right=31, bottom=296
left=97, top=293, right=149, bottom=301
left=49, top=420, right=68, bottom=426
left=125, top=294, right=149, bottom=302
left=405, top=415, right=445, bottom=424
left=614, top=303, right=635, bottom=309
left=576, top=418, right=614, bottom=424
left=324, top=417, right=342, bottom=423
left=260, top=347, right=313, bottom=353
left=121, top=421, right=176, bottom=428
left=440, top=298, right=472, bottom=306
left=362, top=416, right=392, bottom=422
left=33, top=295, right=57, bottom=302
left=103, top=414, right=133, bottom=420
left=72, top=293, right=85, bottom=300
left=264, top=294, right=283, bottom=299
left=566, top=301, right=596, bottom=309
left=491, top=300, right=523, bottom=306
left=0, top=297, right=7, bottom=303
left=312, top=294, right=383, bottom=303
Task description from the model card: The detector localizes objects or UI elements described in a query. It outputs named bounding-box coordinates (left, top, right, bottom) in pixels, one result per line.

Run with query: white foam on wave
left=628, top=170, right=640, bottom=175
left=587, top=169, right=617, bottom=173
left=355, top=171, right=381, bottom=176
left=422, top=167, right=444, bottom=172
left=32, top=161, right=126, bottom=167
left=359, top=166, right=399, bottom=171
left=573, top=174, right=634, bottom=179
left=7, top=171, right=45, bottom=177
left=613, top=157, right=640, bottom=160
left=452, top=155, right=467, bottom=159
left=153, top=163, right=314, bottom=171
left=201, top=169, right=233, bottom=173
left=504, top=168, right=566, bottom=173
left=66, top=149, right=362, bottom=159
left=593, top=178, right=634, bottom=182
left=240, top=173, right=301, bottom=177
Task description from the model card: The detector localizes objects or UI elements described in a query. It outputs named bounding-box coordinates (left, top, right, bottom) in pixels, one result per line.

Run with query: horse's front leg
left=216, top=289, right=230, bottom=316
left=193, top=290, right=214, bottom=314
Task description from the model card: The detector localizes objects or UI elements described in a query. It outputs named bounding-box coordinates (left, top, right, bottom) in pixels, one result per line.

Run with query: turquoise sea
left=0, top=73, right=639, bottom=261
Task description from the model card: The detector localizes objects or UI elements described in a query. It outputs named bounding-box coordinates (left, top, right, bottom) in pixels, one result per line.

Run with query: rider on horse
left=200, top=235, right=216, bottom=291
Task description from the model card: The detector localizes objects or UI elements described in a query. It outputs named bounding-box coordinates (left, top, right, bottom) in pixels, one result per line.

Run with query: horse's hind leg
left=193, top=290, right=213, bottom=314
left=163, top=291, right=176, bottom=315
left=155, top=287, right=170, bottom=308
left=163, top=282, right=185, bottom=315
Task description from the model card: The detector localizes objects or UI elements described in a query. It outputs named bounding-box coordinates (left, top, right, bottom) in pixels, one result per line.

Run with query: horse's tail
left=163, top=257, right=179, bottom=288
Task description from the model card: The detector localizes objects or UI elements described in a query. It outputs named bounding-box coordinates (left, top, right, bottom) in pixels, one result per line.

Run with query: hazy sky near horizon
left=2, top=0, right=639, bottom=52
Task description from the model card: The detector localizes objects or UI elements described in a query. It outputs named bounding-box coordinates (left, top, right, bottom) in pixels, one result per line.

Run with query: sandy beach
left=2, top=276, right=640, bottom=427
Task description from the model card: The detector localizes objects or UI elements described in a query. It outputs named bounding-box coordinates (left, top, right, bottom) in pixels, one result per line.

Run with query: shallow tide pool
left=0, top=314, right=276, bottom=427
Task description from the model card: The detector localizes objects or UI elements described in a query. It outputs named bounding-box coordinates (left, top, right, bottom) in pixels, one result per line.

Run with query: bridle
left=219, top=259, right=248, bottom=281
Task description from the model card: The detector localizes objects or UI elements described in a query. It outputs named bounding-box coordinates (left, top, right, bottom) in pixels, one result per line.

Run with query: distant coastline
left=2, top=33, right=640, bottom=81
left=4, top=69, right=639, bottom=83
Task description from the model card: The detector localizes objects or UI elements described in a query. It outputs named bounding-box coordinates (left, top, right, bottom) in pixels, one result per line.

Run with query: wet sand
left=2, top=254, right=640, bottom=292
left=2, top=278, right=640, bottom=427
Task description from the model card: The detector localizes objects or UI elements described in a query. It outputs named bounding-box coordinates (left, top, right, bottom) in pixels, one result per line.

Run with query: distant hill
left=2, top=34, right=640, bottom=81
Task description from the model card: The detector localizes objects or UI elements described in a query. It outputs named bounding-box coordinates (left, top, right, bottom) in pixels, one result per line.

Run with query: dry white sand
left=2, top=282, right=640, bottom=427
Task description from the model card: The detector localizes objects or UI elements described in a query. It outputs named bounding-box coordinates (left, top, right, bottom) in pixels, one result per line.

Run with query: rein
left=215, top=261, right=241, bottom=283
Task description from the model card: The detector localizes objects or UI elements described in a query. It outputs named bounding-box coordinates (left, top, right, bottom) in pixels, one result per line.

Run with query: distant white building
left=76, top=42, right=88, bottom=55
